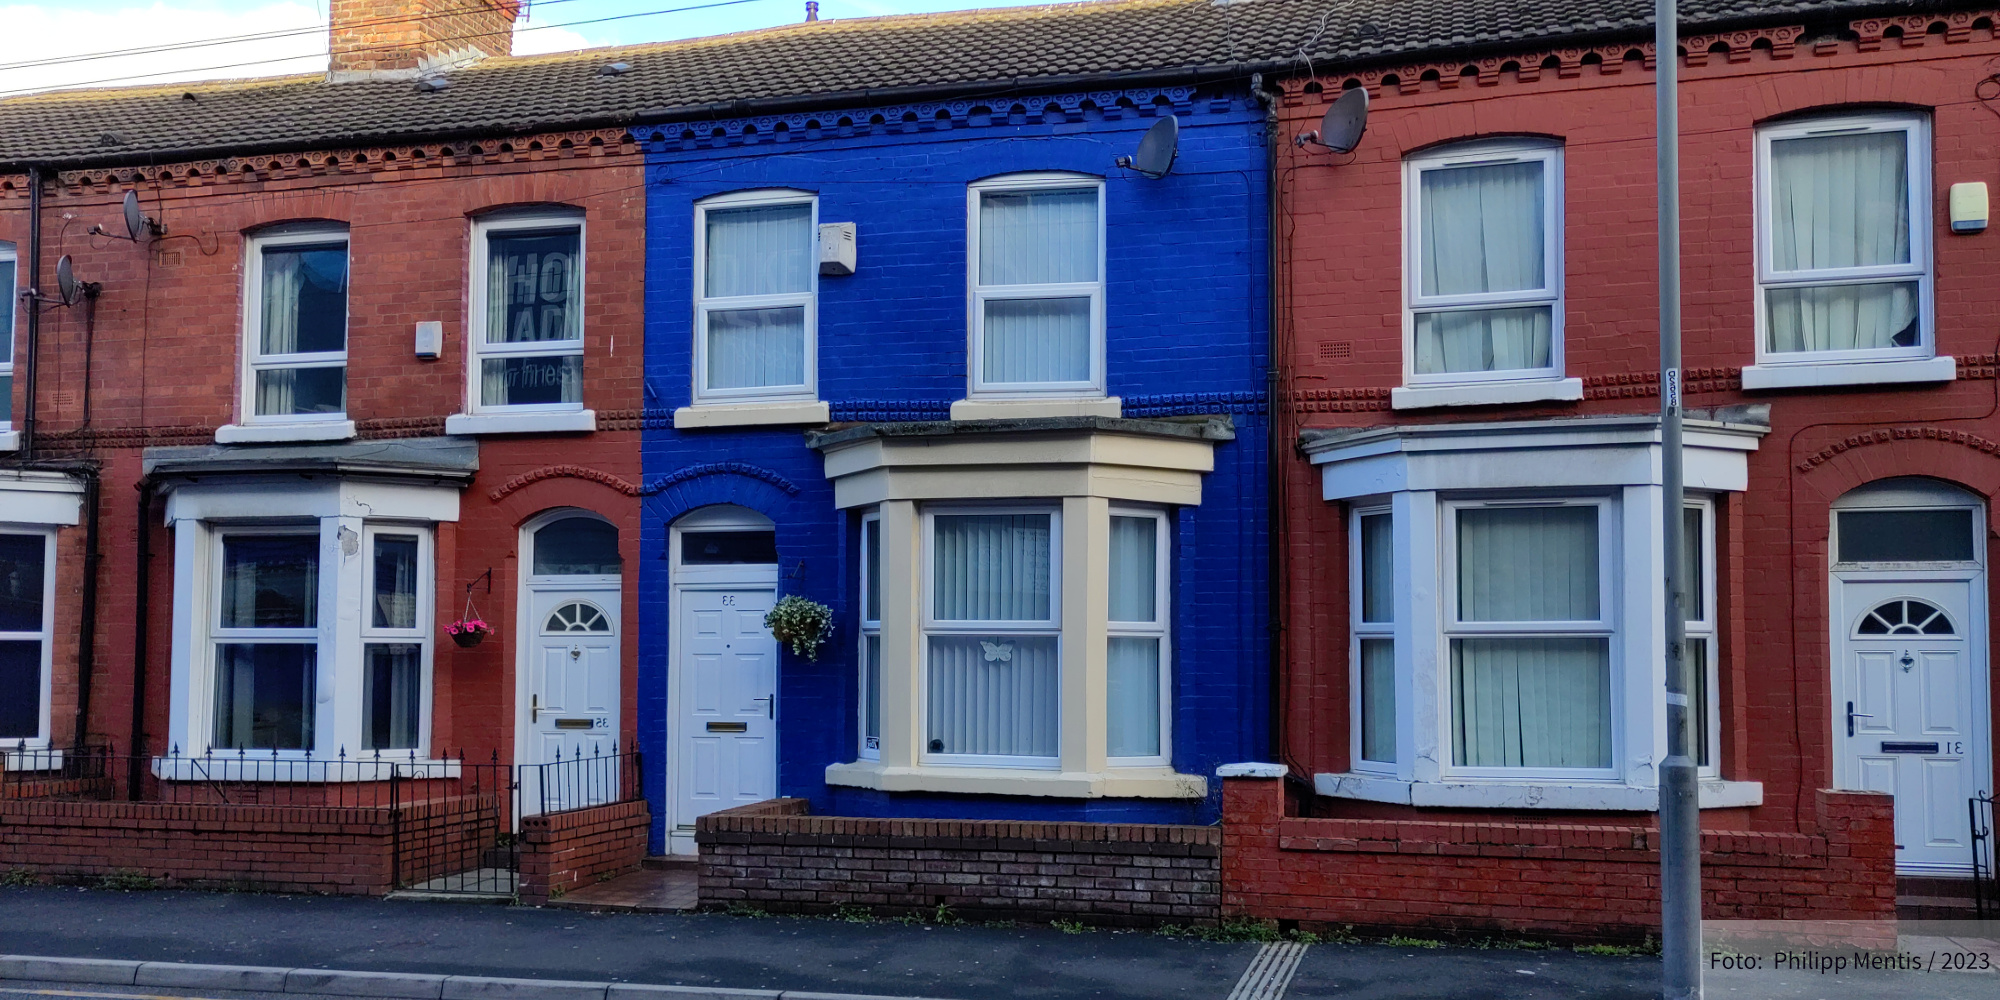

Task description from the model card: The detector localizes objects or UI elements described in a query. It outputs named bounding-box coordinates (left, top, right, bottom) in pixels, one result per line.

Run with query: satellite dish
left=124, top=190, right=145, bottom=241
left=1297, top=87, right=1369, bottom=154
left=55, top=255, right=79, bottom=305
left=1115, top=115, right=1179, bottom=179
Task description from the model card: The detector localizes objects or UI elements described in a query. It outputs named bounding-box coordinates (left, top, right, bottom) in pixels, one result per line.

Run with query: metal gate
left=1974, top=792, right=1997, bottom=918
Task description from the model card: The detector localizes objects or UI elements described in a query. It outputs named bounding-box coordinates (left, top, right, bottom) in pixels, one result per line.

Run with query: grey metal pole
left=1656, top=0, right=1701, bottom=995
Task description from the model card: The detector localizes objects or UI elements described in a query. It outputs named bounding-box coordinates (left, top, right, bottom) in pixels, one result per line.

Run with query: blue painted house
left=638, top=83, right=1269, bottom=854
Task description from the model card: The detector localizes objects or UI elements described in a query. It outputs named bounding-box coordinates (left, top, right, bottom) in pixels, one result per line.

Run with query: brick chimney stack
left=328, top=0, right=519, bottom=80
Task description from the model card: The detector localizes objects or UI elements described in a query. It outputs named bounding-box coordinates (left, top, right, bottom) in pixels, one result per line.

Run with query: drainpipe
left=71, top=468, right=100, bottom=746
left=1251, top=75, right=1300, bottom=788
left=20, top=166, right=40, bottom=458
left=128, top=477, right=155, bottom=796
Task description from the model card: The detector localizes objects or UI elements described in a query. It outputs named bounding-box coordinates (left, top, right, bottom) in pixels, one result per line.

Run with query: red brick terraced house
left=1240, top=0, right=2000, bottom=938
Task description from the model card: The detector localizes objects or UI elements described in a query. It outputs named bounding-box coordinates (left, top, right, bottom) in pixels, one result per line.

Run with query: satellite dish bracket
left=1115, top=115, right=1180, bottom=180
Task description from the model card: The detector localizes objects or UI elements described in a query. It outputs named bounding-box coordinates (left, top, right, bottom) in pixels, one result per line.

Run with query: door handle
left=532, top=694, right=541, bottom=724
left=1847, top=701, right=1874, bottom=738
left=752, top=694, right=773, bottom=719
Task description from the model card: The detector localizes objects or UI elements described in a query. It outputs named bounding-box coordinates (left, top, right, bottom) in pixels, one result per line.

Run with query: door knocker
left=1900, top=649, right=1915, bottom=672
left=570, top=644, right=582, bottom=660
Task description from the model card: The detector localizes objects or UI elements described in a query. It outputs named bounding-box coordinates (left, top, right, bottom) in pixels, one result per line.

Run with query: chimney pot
left=805, top=1, right=819, bottom=21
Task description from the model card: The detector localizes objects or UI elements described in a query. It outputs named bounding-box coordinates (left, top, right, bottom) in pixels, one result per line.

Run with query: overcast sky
left=0, top=0, right=1035, bottom=97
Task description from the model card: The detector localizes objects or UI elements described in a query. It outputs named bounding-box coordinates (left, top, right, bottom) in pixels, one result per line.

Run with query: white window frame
left=965, top=173, right=1107, bottom=399
left=1683, top=498, right=1720, bottom=778
left=467, top=210, right=587, bottom=416
left=1349, top=505, right=1395, bottom=774
left=918, top=503, right=1064, bottom=769
left=858, top=511, right=882, bottom=760
left=0, top=244, right=18, bottom=434
left=359, top=524, right=435, bottom=756
left=1440, top=496, right=1621, bottom=781
left=207, top=524, right=325, bottom=754
left=0, top=525, right=55, bottom=747
left=1753, top=112, right=1933, bottom=367
left=1106, top=505, right=1171, bottom=766
left=692, top=190, right=818, bottom=405
left=1402, top=140, right=1565, bottom=387
left=241, top=226, right=349, bottom=425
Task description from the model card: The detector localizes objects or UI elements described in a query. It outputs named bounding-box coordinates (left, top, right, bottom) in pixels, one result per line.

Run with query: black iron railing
left=1974, top=792, right=1997, bottom=919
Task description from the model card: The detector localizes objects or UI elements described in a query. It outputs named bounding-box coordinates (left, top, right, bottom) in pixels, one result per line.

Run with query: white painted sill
left=1315, top=772, right=1763, bottom=810
left=445, top=410, right=596, bottom=436
left=1391, top=378, right=1584, bottom=411
left=673, top=400, right=830, bottom=429
left=0, top=429, right=17, bottom=452
left=1740, top=356, right=1955, bottom=391
left=950, top=397, right=1123, bottom=421
left=214, top=420, right=357, bottom=445
left=826, top=760, right=1206, bottom=799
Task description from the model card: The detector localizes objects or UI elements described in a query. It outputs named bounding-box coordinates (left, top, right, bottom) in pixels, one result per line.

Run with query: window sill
left=1740, top=356, right=1955, bottom=391
left=1390, top=378, right=1583, bottom=411
left=673, top=400, right=830, bottom=429
left=950, top=397, right=1122, bottom=421
left=1314, top=772, right=1763, bottom=810
left=214, top=420, right=356, bottom=445
left=0, top=429, right=17, bottom=452
left=826, top=760, right=1205, bottom=799
left=152, top=755, right=461, bottom=782
left=445, top=410, right=596, bottom=436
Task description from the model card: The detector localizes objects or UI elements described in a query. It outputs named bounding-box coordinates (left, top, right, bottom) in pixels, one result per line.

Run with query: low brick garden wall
left=518, top=798, right=650, bottom=904
left=696, top=798, right=1222, bottom=927
left=1220, top=775, right=1897, bottom=941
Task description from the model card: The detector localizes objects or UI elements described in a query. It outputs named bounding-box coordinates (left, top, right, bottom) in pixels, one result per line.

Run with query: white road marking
left=1225, top=941, right=1308, bottom=1000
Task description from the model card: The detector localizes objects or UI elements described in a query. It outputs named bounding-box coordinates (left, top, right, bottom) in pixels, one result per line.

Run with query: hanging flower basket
left=447, top=617, right=493, bottom=648
left=764, top=595, right=833, bottom=661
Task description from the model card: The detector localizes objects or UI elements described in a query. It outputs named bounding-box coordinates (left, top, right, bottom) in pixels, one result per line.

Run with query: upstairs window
left=472, top=212, right=585, bottom=412
left=0, top=244, right=16, bottom=431
left=1756, top=113, right=1931, bottom=363
left=967, top=174, right=1105, bottom=397
left=245, top=228, right=348, bottom=421
left=694, top=192, right=817, bottom=403
left=1405, top=141, right=1563, bottom=384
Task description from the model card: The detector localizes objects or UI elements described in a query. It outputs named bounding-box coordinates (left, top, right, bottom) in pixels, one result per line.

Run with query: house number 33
left=721, top=595, right=736, bottom=606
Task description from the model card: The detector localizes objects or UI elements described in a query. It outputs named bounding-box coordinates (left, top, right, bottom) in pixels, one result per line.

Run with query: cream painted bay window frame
left=965, top=173, right=1107, bottom=400
left=241, top=227, right=350, bottom=425
left=692, top=190, right=818, bottom=405
left=858, top=511, right=882, bottom=760
left=1106, top=506, right=1170, bottom=766
left=466, top=211, right=588, bottom=416
left=1403, top=141, right=1565, bottom=388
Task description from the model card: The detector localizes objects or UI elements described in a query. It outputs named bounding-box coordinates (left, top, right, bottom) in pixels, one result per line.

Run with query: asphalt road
left=0, top=887, right=1658, bottom=999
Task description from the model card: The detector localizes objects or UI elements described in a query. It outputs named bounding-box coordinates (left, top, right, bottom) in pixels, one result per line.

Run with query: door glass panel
left=681, top=530, right=777, bottom=565
left=1837, top=509, right=1975, bottom=563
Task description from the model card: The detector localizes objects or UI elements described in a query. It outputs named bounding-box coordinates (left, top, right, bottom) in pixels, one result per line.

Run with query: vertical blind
left=256, top=243, right=348, bottom=416
left=979, top=188, right=1097, bottom=385
left=1452, top=505, right=1610, bottom=769
left=928, top=512, right=1056, bottom=759
left=1415, top=160, right=1551, bottom=375
left=705, top=204, right=811, bottom=390
left=1766, top=130, right=1917, bottom=352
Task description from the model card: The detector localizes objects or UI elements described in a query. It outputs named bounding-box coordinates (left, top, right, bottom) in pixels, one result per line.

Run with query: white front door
left=527, top=587, right=620, bottom=813
left=1837, top=578, right=1986, bottom=873
left=675, top=587, right=778, bottom=836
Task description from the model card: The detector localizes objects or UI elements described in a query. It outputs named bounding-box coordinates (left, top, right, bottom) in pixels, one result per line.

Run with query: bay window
left=859, top=514, right=882, bottom=759
left=1351, top=508, right=1394, bottom=769
left=243, top=228, right=349, bottom=423
left=923, top=509, right=1061, bottom=765
left=0, top=528, right=53, bottom=743
left=470, top=212, right=585, bottom=412
left=363, top=528, right=429, bottom=751
left=1404, top=142, right=1563, bottom=389
left=1683, top=501, right=1719, bottom=775
left=967, top=174, right=1105, bottom=398
left=212, top=532, right=320, bottom=750
left=1107, top=509, right=1168, bottom=762
left=694, top=191, right=817, bottom=403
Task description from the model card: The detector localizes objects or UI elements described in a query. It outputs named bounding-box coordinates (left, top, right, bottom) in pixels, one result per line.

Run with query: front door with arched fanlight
left=521, top=511, right=622, bottom=814
left=1832, top=478, right=1991, bottom=874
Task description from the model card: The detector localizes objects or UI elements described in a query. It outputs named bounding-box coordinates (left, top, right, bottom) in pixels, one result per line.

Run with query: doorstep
left=544, top=866, right=697, bottom=913
left=1896, top=875, right=1982, bottom=921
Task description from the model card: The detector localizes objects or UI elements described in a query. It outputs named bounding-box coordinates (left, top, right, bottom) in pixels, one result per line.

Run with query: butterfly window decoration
left=980, top=639, right=1015, bottom=662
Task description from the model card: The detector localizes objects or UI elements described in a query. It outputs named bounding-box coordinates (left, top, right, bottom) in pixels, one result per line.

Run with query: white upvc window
left=243, top=227, right=349, bottom=422
left=469, top=211, right=586, bottom=413
left=1682, top=499, right=1720, bottom=777
left=920, top=505, right=1062, bottom=768
left=1350, top=506, right=1395, bottom=772
left=1404, top=141, right=1564, bottom=385
left=1754, top=112, right=1931, bottom=365
left=1107, top=508, right=1170, bottom=764
left=0, top=527, right=54, bottom=745
left=858, top=512, right=882, bottom=760
left=201, top=521, right=434, bottom=757
left=694, top=190, right=817, bottom=403
left=1442, top=497, right=1619, bottom=779
left=966, top=173, right=1106, bottom=398
left=0, top=244, right=17, bottom=432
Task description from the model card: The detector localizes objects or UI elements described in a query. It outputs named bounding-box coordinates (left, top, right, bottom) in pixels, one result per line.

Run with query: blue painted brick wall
left=640, top=88, right=1269, bottom=849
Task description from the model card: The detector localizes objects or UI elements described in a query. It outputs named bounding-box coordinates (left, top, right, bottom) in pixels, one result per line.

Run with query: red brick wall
left=696, top=799, right=1222, bottom=927
left=1273, top=15, right=2000, bottom=840
left=518, top=798, right=649, bottom=904
left=1221, top=777, right=1896, bottom=941
left=0, top=795, right=488, bottom=894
